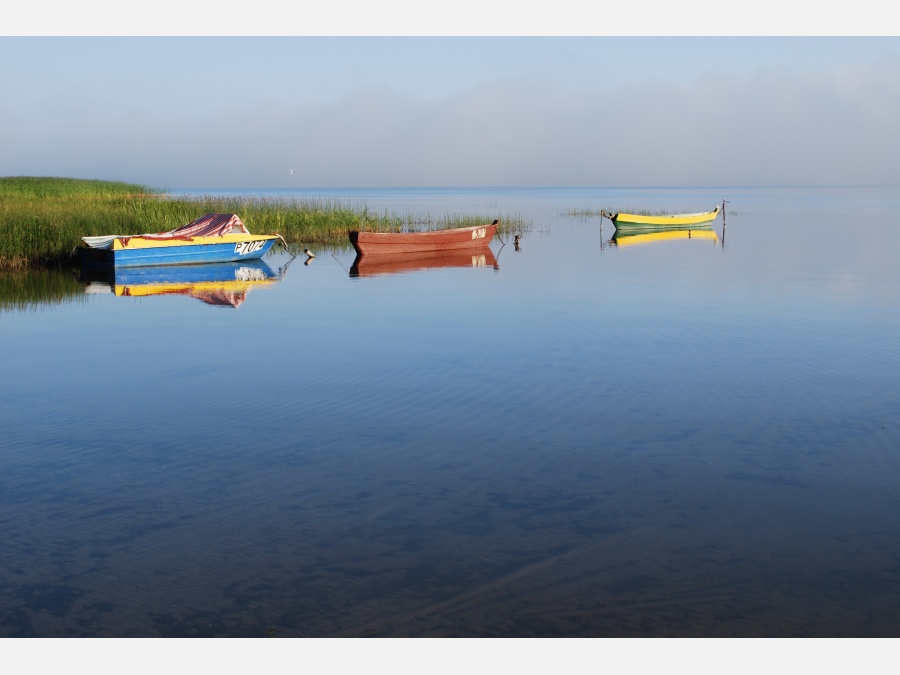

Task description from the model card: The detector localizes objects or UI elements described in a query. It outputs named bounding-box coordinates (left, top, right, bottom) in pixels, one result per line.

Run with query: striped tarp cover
left=82, top=214, right=251, bottom=249
left=135, top=213, right=250, bottom=240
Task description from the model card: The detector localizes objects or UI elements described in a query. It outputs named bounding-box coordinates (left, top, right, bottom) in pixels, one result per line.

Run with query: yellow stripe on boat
left=111, top=234, right=278, bottom=250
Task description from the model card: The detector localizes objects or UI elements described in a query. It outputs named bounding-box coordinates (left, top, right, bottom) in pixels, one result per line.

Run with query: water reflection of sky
left=2, top=187, right=900, bottom=636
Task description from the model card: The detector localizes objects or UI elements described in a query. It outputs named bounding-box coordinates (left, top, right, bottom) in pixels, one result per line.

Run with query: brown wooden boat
left=350, top=248, right=498, bottom=277
left=349, top=220, right=498, bottom=255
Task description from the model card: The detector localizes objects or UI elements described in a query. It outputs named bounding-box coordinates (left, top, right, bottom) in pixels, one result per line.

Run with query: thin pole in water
left=721, top=199, right=728, bottom=248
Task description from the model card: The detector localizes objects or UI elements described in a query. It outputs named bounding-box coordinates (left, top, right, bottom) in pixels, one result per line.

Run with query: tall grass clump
left=601, top=207, right=683, bottom=216
left=1, top=177, right=166, bottom=269
left=563, top=209, right=603, bottom=218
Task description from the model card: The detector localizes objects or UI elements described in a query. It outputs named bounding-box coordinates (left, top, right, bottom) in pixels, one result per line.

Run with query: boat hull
left=611, top=207, right=720, bottom=229
left=77, top=234, right=279, bottom=268
left=349, top=222, right=497, bottom=255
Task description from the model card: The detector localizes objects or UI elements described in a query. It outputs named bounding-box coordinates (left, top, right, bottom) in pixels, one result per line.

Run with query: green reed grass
left=608, top=208, right=677, bottom=216
left=0, top=176, right=155, bottom=199
left=0, top=177, right=530, bottom=269
left=563, top=209, right=603, bottom=218
left=564, top=208, right=684, bottom=218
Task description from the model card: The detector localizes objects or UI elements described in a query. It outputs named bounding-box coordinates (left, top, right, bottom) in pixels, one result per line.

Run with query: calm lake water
left=3, top=186, right=900, bottom=637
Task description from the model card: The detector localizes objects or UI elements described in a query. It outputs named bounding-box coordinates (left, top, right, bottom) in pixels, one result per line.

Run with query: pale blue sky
left=2, top=35, right=900, bottom=188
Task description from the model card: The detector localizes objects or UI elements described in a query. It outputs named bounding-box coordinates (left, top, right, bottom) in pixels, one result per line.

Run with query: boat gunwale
left=78, top=233, right=280, bottom=251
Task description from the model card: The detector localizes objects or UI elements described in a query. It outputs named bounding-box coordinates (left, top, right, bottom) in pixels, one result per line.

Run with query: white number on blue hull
left=234, top=240, right=266, bottom=255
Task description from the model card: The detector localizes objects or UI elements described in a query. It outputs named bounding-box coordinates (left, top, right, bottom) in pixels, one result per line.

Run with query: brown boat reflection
left=350, top=248, right=499, bottom=278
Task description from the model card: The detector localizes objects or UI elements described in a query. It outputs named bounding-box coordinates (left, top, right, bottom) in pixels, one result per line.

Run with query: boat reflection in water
left=350, top=248, right=499, bottom=278
left=80, top=260, right=282, bottom=308
left=609, top=225, right=719, bottom=248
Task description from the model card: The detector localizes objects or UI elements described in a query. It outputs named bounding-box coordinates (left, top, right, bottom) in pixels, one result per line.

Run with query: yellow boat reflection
left=610, top=227, right=719, bottom=247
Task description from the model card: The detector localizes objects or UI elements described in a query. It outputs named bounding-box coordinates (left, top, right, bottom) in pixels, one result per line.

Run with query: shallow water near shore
left=3, top=186, right=900, bottom=636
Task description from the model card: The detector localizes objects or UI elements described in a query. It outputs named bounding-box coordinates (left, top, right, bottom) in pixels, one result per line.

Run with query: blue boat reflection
left=80, top=260, right=282, bottom=308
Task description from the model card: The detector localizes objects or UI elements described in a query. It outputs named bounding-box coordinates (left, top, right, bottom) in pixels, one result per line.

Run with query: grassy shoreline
left=1, top=177, right=529, bottom=270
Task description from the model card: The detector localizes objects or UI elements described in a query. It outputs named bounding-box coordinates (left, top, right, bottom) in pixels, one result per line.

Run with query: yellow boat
left=604, top=206, right=720, bottom=229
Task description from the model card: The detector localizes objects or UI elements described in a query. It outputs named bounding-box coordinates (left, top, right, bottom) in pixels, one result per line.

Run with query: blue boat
left=77, top=213, right=282, bottom=268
